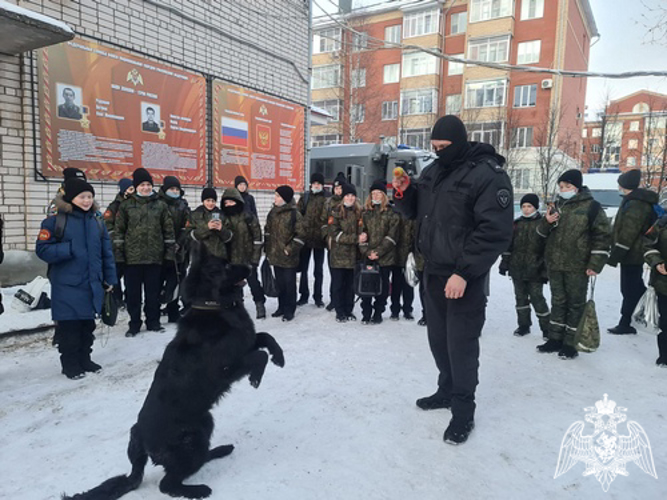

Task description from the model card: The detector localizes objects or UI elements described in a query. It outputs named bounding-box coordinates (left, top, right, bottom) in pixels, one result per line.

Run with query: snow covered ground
left=0, top=265, right=664, bottom=499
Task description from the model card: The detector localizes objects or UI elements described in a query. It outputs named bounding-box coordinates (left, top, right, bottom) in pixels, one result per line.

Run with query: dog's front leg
left=255, top=332, right=285, bottom=367
left=227, top=350, right=269, bottom=388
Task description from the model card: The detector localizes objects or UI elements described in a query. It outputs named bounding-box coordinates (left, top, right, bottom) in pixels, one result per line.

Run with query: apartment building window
left=628, top=139, right=638, bottom=149
left=446, top=94, right=462, bottom=114
left=351, top=104, right=365, bottom=123
left=382, top=101, right=399, bottom=120
left=592, top=128, right=602, bottom=138
left=468, top=35, right=510, bottom=63
left=384, top=63, right=400, bottom=84
left=470, top=0, right=513, bottom=23
left=591, top=144, right=601, bottom=153
left=353, top=32, right=369, bottom=51
left=385, top=25, right=401, bottom=45
left=513, top=127, right=534, bottom=148
left=384, top=136, right=398, bottom=147
left=351, top=68, right=366, bottom=88
left=582, top=128, right=587, bottom=138
left=513, top=84, right=537, bottom=107
left=448, top=54, right=464, bottom=75
left=312, top=99, right=342, bottom=122
left=403, top=9, right=440, bottom=38
left=312, top=65, right=341, bottom=89
left=401, top=89, right=438, bottom=115
left=517, top=40, right=541, bottom=64
left=312, top=134, right=341, bottom=147
left=521, top=0, right=544, bottom=20
left=510, top=168, right=531, bottom=190
left=465, top=79, right=507, bottom=108
left=629, top=121, right=640, bottom=131
left=468, top=121, right=503, bottom=149
left=314, top=28, right=341, bottom=54
left=401, top=128, right=431, bottom=149
left=402, top=51, right=438, bottom=77
left=627, top=156, right=637, bottom=167
left=604, top=145, right=621, bottom=166
left=451, top=12, right=467, bottom=34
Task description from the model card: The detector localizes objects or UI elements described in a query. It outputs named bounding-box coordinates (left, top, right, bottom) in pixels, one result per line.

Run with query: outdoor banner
left=38, top=38, right=206, bottom=184
left=212, top=80, right=305, bottom=190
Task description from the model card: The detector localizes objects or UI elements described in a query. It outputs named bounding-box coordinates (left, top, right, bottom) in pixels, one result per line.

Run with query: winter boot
left=347, top=313, right=357, bottom=321
left=513, top=326, right=531, bottom=337
left=657, top=332, right=667, bottom=367
left=255, top=301, right=266, bottom=320
left=326, top=302, right=335, bottom=312
left=558, top=344, right=579, bottom=359
left=147, top=323, right=165, bottom=333
left=416, top=391, right=451, bottom=411
left=537, top=339, right=563, bottom=353
left=444, top=418, right=475, bottom=445
left=315, top=299, right=325, bottom=308
left=80, top=329, right=102, bottom=373
left=608, top=324, right=637, bottom=335
left=296, top=296, right=308, bottom=306
left=390, top=313, right=400, bottom=321
left=371, top=312, right=383, bottom=325
left=404, top=312, right=414, bottom=320
left=335, top=314, right=348, bottom=323
left=60, top=351, right=86, bottom=380
left=418, top=316, right=427, bottom=326
left=271, top=309, right=284, bottom=318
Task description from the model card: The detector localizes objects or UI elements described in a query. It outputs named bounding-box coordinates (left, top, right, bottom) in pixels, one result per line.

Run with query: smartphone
left=211, top=212, right=220, bottom=221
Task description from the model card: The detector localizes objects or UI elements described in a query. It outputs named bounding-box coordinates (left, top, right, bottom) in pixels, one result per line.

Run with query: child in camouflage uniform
left=641, top=217, right=667, bottom=367
left=499, top=194, right=550, bottom=338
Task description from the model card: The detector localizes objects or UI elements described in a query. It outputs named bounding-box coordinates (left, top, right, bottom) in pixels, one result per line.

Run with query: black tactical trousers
left=125, top=264, right=162, bottom=331
left=361, top=266, right=391, bottom=320
left=390, top=266, right=415, bottom=316
left=620, top=264, right=646, bottom=326
left=424, top=271, right=487, bottom=422
left=331, top=267, right=355, bottom=317
left=298, top=246, right=325, bottom=302
left=275, top=266, right=297, bottom=317
left=513, top=279, right=550, bottom=333
left=548, top=271, right=589, bottom=346
left=247, top=264, right=265, bottom=304
left=161, top=262, right=184, bottom=322
left=54, top=319, right=96, bottom=375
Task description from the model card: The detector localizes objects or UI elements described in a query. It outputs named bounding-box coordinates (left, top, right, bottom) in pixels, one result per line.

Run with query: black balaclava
left=430, top=115, right=470, bottom=167
left=222, top=202, right=244, bottom=216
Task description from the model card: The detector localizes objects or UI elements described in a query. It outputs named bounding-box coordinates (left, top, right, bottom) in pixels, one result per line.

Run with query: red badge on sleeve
left=103, top=210, right=113, bottom=220
left=328, top=216, right=334, bottom=225
left=38, top=229, right=51, bottom=241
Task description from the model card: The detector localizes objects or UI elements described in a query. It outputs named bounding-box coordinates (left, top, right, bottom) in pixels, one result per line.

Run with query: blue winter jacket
left=36, top=205, right=117, bottom=321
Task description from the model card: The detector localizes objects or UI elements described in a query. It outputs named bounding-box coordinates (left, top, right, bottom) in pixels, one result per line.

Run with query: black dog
left=63, top=244, right=284, bottom=499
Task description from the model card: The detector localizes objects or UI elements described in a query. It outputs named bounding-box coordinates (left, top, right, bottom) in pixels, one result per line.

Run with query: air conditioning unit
left=541, top=79, right=553, bottom=89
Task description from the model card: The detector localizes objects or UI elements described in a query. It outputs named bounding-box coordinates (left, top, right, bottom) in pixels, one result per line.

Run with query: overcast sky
left=313, top=0, right=667, bottom=110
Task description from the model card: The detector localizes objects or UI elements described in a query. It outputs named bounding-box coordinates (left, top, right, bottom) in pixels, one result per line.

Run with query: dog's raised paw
left=271, top=352, right=285, bottom=368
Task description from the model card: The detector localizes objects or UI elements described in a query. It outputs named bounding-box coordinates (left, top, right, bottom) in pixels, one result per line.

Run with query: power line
left=231, top=0, right=308, bottom=20
left=311, top=0, right=667, bottom=79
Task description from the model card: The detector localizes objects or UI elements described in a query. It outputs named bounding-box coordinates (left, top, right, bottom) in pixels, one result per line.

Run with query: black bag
left=261, top=259, right=279, bottom=298
left=355, top=262, right=383, bottom=297
left=101, top=289, right=118, bottom=326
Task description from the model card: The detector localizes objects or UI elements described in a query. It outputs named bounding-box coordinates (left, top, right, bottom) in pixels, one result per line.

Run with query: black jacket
left=241, top=191, right=258, bottom=217
left=395, top=142, right=513, bottom=280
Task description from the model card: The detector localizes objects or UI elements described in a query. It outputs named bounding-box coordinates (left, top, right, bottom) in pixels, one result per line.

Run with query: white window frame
left=627, top=156, right=637, bottom=167
left=582, top=128, right=587, bottom=138
left=512, top=126, right=533, bottom=148
left=385, top=25, right=401, bottom=45
left=314, top=28, right=342, bottom=54
left=401, top=128, right=431, bottom=150
left=400, top=88, right=438, bottom=116
left=312, top=64, right=341, bottom=90
left=446, top=94, right=462, bottom=115
left=402, top=51, right=439, bottom=78
left=450, top=12, right=467, bottom=35
left=592, top=128, right=602, bottom=138
left=629, top=121, right=640, bottom=132
left=468, top=35, right=511, bottom=63
left=312, top=99, right=342, bottom=122
left=351, top=68, right=366, bottom=89
left=351, top=104, right=365, bottom=124
left=468, top=121, right=504, bottom=149
left=517, top=40, right=541, bottom=64
left=465, top=79, right=507, bottom=108
left=448, top=54, right=464, bottom=75
left=311, top=134, right=341, bottom=147
left=383, top=63, right=400, bottom=84
left=352, top=32, right=369, bottom=52
left=382, top=101, right=399, bottom=121
left=513, top=84, right=537, bottom=108
left=521, top=0, right=544, bottom=20
left=403, top=9, right=441, bottom=39
left=470, top=0, right=514, bottom=23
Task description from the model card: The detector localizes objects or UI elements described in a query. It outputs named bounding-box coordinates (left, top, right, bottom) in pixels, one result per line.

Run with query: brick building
left=0, top=0, right=309, bottom=251
left=580, top=90, right=667, bottom=191
left=311, top=0, right=597, bottom=197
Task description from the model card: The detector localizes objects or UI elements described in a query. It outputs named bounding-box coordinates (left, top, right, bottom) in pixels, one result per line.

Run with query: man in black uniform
left=393, top=115, right=513, bottom=445
left=142, top=107, right=160, bottom=133
left=57, top=88, right=82, bottom=120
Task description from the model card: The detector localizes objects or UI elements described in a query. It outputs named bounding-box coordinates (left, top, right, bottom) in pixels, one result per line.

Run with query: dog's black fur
left=63, top=244, right=284, bottom=499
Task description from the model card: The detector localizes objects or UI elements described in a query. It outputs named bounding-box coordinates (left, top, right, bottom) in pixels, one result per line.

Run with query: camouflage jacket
left=643, top=216, right=667, bottom=295
left=500, top=213, right=547, bottom=282
left=113, top=192, right=176, bottom=265
left=359, top=205, right=400, bottom=268
left=396, top=213, right=416, bottom=267
left=608, top=188, right=658, bottom=267
left=297, top=190, right=328, bottom=249
left=104, top=193, right=125, bottom=237
left=221, top=188, right=263, bottom=266
left=264, top=201, right=306, bottom=268
left=191, top=205, right=233, bottom=260
left=330, top=205, right=362, bottom=269
left=321, top=194, right=343, bottom=247
left=158, top=191, right=192, bottom=263
left=537, top=189, right=611, bottom=274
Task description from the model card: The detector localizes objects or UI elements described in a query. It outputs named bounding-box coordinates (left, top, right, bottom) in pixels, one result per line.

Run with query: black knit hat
left=162, top=175, right=181, bottom=192
left=276, top=185, right=294, bottom=204
left=341, top=183, right=357, bottom=197
left=118, top=178, right=133, bottom=195
left=311, top=172, right=325, bottom=185
left=370, top=179, right=387, bottom=195
left=520, top=194, right=540, bottom=210
left=201, top=187, right=217, bottom=202
left=63, top=167, right=86, bottom=182
left=618, top=169, right=641, bottom=190
left=234, top=175, right=248, bottom=188
left=557, top=169, right=583, bottom=190
left=132, top=167, right=154, bottom=188
left=63, top=178, right=95, bottom=203
left=333, top=172, right=347, bottom=187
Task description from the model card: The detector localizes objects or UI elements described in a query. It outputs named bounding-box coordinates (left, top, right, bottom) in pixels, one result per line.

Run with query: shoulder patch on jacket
left=103, top=209, right=113, bottom=219
left=38, top=228, right=51, bottom=241
left=497, top=188, right=511, bottom=209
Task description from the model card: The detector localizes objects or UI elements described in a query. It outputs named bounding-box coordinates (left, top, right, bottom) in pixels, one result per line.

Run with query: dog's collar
left=190, top=299, right=240, bottom=311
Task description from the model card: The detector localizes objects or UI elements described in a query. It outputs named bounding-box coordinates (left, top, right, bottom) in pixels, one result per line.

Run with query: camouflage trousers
left=513, top=279, right=550, bottom=334
left=548, top=271, right=589, bottom=346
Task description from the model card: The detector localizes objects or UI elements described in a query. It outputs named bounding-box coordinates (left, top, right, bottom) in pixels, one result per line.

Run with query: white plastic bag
left=404, top=252, right=419, bottom=288
left=632, top=285, right=660, bottom=335
left=11, top=276, right=50, bottom=313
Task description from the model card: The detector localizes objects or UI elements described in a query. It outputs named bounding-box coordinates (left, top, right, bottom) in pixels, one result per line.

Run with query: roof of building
left=579, top=0, right=599, bottom=39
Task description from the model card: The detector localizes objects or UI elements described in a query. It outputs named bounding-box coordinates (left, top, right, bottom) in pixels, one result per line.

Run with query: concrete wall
left=0, top=0, right=310, bottom=251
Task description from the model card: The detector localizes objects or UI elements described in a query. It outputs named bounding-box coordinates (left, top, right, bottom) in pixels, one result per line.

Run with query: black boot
left=657, top=332, right=667, bottom=367
left=537, top=339, right=563, bottom=353
left=390, top=313, right=400, bottom=321
left=255, top=301, right=266, bottom=320
left=444, top=418, right=475, bottom=445
left=608, top=323, right=637, bottom=335
left=558, top=344, right=579, bottom=359
left=60, top=352, right=86, bottom=380
left=296, top=297, right=308, bottom=306
left=315, top=299, right=325, bottom=308
left=371, top=312, right=383, bottom=324
left=418, top=316, right=427, bottom=326
left=271, top=309, right=284, bottom=318
left=80, top=329, right=102, bottom=373
left=513, top=326, right=531, bottom=337
left=326, top=302, right=335, bottom=312
left=416, top=391, right=451, bottom=411
left=404, top=312, right=414, bottom=320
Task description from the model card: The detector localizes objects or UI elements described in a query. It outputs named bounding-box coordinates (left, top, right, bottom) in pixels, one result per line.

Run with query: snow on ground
left=0, top=265, right=665, bottom=499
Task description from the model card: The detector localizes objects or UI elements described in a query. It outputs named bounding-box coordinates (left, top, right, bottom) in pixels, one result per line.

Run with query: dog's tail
left=61, top=424, right=147, bottom=500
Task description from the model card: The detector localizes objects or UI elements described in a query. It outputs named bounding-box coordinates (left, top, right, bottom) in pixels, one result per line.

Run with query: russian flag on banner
left=221, top=117, right=249, bottom=148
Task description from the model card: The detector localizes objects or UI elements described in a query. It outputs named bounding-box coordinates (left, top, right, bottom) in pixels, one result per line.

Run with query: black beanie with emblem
left=557, top=169, right=583, bottom=190
left=132, top=167, right=154, bottom=188
left=276, top=185, right=294, bottom=204
left=201, top=187, right=217, bottom=202
left=618, top=169, right=641, bottom=190
left=520, top=194, right=540, bottom=211
left=333, top=172, right=347, bottom=187
left=63, top=178, right=95, bottom=203
left=63, top=167, right=86, bottom=182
